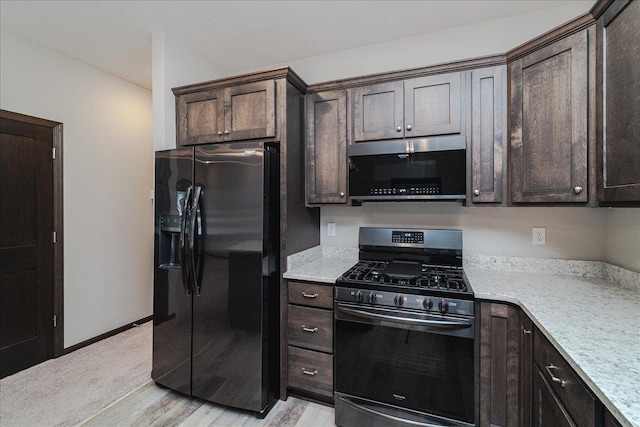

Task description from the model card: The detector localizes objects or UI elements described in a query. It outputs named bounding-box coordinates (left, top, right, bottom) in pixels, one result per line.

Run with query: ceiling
left=0, top=1, right=595, bottom=90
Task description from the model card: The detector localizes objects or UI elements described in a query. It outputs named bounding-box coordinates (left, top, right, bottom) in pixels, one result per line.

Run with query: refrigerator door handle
left=189, top=185, right=203, bottom=296
left=180, top=186, right=193, bottom=296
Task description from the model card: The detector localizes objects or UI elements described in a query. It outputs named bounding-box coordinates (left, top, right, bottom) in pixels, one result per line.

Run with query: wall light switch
left=532, top=227, right=546, bottom=245
left=327, top=222, right=336, bottom=237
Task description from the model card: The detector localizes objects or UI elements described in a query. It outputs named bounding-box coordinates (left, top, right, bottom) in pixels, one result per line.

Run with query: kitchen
left=0, top=1, right=638, bottom=426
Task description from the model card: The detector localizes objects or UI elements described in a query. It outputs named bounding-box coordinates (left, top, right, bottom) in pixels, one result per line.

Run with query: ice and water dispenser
left=158, top=189, right=188, bottom=270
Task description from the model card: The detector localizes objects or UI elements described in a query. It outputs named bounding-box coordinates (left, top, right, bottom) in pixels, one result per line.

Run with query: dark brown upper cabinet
left=305, top=90, right=348, bottom=205
left=468, top=65, right=507, bottom=204
left=595, top=0, right=640, bottom=204
left=354, top=72, right=464, bottom=142
left=509, top=27, right=595, bottom=204
left=176, top=79, right=276, bottom=146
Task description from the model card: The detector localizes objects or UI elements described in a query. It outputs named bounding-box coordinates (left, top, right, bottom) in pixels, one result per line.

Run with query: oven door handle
left=336, top=305, right=472, bottom=330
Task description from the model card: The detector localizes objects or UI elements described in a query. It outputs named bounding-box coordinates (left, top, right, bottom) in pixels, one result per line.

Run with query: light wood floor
left=81, top=381, right=336, bottom=427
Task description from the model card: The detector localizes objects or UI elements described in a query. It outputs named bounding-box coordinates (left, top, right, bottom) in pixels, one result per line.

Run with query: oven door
left=334, top=302, right=475, bottom=426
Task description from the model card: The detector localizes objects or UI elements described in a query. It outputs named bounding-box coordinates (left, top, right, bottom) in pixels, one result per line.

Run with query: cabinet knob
left=339, top=192, right=345, bottom=198
left=224, top=130, right=230, bottom=135
left=406, top=125, right=413, bottom=131
left=473, top=189, right=480, bottom=196
left=573, top=186, right=583, bottom=194
left=523, top=329, right=532, bottom=335
left=396, top=126, right=402, bottom=132
left=217, top=131, right=223, bottom=136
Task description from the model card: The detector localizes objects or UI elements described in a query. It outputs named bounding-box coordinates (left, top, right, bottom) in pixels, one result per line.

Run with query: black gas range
left=334, top=227, right=476, bottom=427
left=335, top=227, right=474, bottom=317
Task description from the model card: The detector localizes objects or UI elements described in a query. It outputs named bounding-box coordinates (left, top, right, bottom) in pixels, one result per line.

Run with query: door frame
left=1, top=110, right=64, bottom=357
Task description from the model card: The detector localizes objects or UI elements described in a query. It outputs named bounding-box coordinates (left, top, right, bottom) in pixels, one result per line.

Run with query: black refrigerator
left=152, top=141, right=280, bottom=417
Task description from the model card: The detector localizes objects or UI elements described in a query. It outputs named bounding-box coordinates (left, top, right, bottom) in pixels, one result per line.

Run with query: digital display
left=392, top=231, right=424, bottom=244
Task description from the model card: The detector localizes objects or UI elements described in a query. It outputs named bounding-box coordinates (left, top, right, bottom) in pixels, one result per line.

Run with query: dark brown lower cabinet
left=520, top=311, right=533, bottom=427
left=286, top=280, right=334, bottom=401
left=478, top=302, right=521, bottom=427
left=533, top=367, right=576, bottom=427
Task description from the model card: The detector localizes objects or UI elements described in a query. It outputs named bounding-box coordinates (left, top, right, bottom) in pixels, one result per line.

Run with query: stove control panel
left=335, top=287, right=474, bottom=317
left=392, top=231, right=424, bottom=244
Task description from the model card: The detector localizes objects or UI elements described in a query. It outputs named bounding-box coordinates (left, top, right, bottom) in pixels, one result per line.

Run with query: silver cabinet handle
left=573, top=186, right=583, bottom=194
left=339, top=192, right=345, bottom=198
left=224, top=130, right=230, bottom=135
left=217, top=131, right=223, bottom=136
left=396, top=126, right=402, bottom=132
left=406, top=124, right=412, bottom=131
left=473, top=189, right=480, bottom=196
left=545, top=364, right=566, bottom=388
left=301, top=325, right=318, bottom=333
left=301, top=292, right=319, bottom=299
left=523, top=329, right=532, bottom=335
left=301, top=368, right=318, bottom=376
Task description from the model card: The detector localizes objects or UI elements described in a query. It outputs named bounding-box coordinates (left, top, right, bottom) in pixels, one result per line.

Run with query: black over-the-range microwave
left=348, top=136, right=467, bottom=202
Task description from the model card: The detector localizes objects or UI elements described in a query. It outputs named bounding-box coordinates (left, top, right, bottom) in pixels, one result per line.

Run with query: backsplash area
left=320, top=204, right=639, bottom=273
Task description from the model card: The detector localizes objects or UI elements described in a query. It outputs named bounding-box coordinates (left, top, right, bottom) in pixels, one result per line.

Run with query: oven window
left=335, top=319, right=474, bottom=424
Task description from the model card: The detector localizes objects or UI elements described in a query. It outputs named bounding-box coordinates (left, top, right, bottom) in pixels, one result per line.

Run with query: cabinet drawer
left=288, top=281, right=333, bottom=309
left=288, top=346, right=333, bottom=398
left=534, top=329, right=597, bottom=427
left=288, top=305, right=333, bottom=353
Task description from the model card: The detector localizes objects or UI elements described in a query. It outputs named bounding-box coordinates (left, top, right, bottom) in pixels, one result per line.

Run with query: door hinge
left=52, top=147, right=56, bottom=159
left=52, top=231, right=57, bottom=244
left=53, top=315, right=57, bottom=328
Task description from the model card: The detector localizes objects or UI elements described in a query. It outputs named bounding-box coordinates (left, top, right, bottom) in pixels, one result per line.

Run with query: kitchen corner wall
left=0, top=30, right=153, bottom=347
left=152, top=30, right=226, bottom=152
left=321, top=205, right=640, bottom=273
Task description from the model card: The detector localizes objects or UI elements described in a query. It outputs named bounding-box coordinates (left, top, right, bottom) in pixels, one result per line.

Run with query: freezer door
left=191, top=141, right=270, bottom=412
left=152, top=147, right=193, bottom=395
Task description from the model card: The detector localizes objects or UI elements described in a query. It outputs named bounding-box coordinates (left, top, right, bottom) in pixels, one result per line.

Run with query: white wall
left=1, top=30, right=154, bottom=347
left=321, top=204, right=607, bottom=260
left=152, top=30, right=226, bottom=151
left=605, top=209, right=640, bottom=272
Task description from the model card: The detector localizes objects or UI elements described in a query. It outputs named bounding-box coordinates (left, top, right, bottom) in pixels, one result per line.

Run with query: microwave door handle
left=179, top=186, right=193, bottom=296
left=336, top=305, right=472, bottom=330
left=188, top=185, right=202, bottom=296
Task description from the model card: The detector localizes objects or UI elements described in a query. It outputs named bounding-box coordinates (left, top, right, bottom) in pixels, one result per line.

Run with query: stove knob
left=367, top=292, right=376, bottom=304
left=439, top=299, right=449, bottom=313
left=354, top=290, right=363, bottom=302
left=422, top=298, right=433, bottom=310
left=394, top=295, right=405, bottom=307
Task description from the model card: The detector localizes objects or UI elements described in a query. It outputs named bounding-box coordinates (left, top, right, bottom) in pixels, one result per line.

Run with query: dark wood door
left=469, top=66, right=507, bottom=204
left=305, top=90, right=348, bottom=205
left=598, top=0, right=640, bottom=203
left=405, top=72, right=463, bottom=138
left=177, top=88, right=225, bottom=146
left=0, top=115, right=55, bottom=378
left=478, top=302, right=521, bottom=427
left=224, top=80, right=276, bottom=141
left=354, top=81, right=404, bottom=142
left=510, top=28, right=591, bottom=203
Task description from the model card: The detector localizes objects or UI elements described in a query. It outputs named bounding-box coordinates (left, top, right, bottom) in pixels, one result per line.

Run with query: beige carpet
left=0, top=321, right=152, bottom=427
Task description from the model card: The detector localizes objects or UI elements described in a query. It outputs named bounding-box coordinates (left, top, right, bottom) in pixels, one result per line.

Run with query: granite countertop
left=283, top=246, right=640, bottom=427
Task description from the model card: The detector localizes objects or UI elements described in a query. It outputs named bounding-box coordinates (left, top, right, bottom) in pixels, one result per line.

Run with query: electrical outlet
left=532, top=227, right=546, bottom=245
left=327, top=222, right=336, bottom=237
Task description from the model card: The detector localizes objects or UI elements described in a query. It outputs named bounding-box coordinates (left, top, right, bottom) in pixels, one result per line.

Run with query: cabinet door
left=510, top=29, right=590, bottom=203
left=533, top=368, right=576, bottom=427
left=470, top=66, right=507, bottom=203
left=354, top=81, right=404, bottom=142
left=479, top=302, right=521, bottom=427
left=177, top=89, right=225, bottom=146
left=405, top=72, right=463, bottom=138
left=598, top=0, right=640, bottom=203
left=224, top=80, right=276, bottom=141
left=305, top=91, right=348, bottom=204
left=520, top=311, right=533, bottom=427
